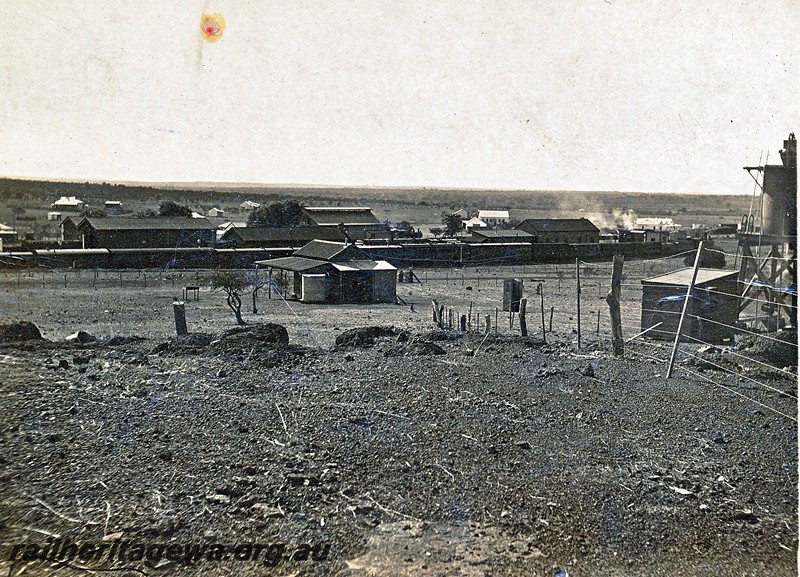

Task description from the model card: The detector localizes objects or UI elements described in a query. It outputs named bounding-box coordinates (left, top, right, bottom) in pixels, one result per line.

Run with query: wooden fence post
left=576, top=258, right=582, bottom=350
left=460, top=315, right=467, bottom=332
left=485, top=314, right=491, bottom=334
left=539, top=284, right=546, bottom=342
left=519, top=298, right=528, bottom=336
left=173, top=301, right=188, bottom=336
left=606, top=254, right=624, bottom=356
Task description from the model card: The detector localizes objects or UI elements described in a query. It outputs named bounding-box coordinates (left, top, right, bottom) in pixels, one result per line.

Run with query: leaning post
left=666, top=241, right=704, bottom=378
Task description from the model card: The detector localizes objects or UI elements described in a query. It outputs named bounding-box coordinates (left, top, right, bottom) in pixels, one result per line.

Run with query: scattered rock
left=205, top=493, right=231, bottom=504
left=251, top=503, right=285, bottom=518
left=151, top=333, right=213, bottom=355
left=735, top=329, right=797, bottom=367
left=66, top=331, right=96, bottom=344
left=102, top=335, right=145, bottom=346
left=731, top=509, right=759, bottom=524
left=384, top=341, right=446, bottom=357
left=581, top=363, right=595, bottom=377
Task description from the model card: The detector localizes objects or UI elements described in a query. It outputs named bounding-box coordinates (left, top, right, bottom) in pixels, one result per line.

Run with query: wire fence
left=2, top=250, right=796, bottom=422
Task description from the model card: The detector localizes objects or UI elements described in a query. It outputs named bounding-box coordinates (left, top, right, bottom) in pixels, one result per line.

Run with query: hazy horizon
left=0, top=174, right=754, bottom=197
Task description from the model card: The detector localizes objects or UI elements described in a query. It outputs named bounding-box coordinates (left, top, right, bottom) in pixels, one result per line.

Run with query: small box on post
left=503, top=278, right=523, bottom=312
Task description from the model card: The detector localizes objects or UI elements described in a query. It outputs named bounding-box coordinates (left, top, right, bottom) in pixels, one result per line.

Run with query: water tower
left=737, top=133, right=797, bottom=330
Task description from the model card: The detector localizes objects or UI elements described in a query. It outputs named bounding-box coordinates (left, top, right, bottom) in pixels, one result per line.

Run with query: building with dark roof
left=257, top=240, right=396, bottom=304
left=220, top=225, right=345, bottom=248
left=515, top=218, right=600, bottom=244
left=299, top=207, right=388, bottom=240
left=467, top=229, right=535, bottom=243
left=75, top=217, right=217, bottom=249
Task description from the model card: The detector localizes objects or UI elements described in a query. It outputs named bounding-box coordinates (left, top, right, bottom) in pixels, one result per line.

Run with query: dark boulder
left=0, top=321, right=43, bottom=342
left=218, top=323, right=289, bottom=345
left=335, top=326, right=397, bottom=347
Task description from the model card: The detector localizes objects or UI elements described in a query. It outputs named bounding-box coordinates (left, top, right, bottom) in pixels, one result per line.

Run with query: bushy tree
left=442, top=212, right=462, bottom=237
left=247, top=199, right=304, bottom=227
left=158, top=200, right=192, bottom=217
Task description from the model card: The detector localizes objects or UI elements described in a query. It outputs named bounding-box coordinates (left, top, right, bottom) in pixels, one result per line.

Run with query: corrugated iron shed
left=640, top=267, right=740, bottom=343
left=642, top=268, right=739, bottom=287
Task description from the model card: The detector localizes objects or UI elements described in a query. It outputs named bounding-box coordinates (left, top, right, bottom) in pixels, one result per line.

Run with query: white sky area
left=0, top=1, right=797, bottom=193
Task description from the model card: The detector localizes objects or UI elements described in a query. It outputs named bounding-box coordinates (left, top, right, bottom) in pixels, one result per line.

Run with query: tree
left=212, top=270, right=258, bottom=326
left=248, top=199, right=304, bottom=227
left=442, top=212, right=462, bottom=237
left=429, top=227, right=444, bottom=238
left=158, top=200, right=192, bottom=217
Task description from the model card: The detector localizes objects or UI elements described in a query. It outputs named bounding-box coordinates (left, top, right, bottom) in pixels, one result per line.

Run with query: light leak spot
left=200, top=13, right=225, bottom=42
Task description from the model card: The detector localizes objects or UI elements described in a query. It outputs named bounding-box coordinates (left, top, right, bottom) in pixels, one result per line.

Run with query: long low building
left=257, top=240, right=397, bottom=304
left=515, top=218, right=600, bottom=244
left=220, top=225, right=345, bottom=247
left=70, top=217, right=217, bottom=248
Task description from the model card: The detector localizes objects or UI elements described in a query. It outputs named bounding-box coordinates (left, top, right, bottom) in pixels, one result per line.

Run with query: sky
left=0, top=1, right=797, bottom=193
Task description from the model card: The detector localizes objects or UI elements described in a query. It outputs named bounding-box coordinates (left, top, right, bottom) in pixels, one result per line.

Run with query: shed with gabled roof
left=640, top=267, right=740, bottom=343
left=515, top=218, right=600, bottom=244
left=257, top=240, right=396, bottom=304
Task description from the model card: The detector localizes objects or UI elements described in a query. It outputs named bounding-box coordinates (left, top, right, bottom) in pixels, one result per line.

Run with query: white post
left=666, top=241, right=704, bottom=378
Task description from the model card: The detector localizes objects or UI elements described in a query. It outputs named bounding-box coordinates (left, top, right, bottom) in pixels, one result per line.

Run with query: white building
left=51, top=196, right=85, bottom=210
left=207, top=207, right=225, bottom=217
left=477, top=210, right=509, bottom=227
left=104, top=200, right=123, bottom=213
left=462, top=217, right=487, bottom=230
left=635, top=217, right=682, bottom=233
left=240, top=200, right=261, bottom=210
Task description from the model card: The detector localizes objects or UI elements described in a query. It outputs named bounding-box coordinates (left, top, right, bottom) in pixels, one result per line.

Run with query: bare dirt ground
left=0, top=263, right=796, bottom=577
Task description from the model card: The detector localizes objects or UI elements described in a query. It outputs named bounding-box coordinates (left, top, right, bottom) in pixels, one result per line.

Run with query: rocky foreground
left=0, top=323, right=796, bottom=576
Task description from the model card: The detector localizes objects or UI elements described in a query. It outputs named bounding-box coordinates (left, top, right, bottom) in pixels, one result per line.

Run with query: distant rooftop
left=478, top=210, right=509, bottom=219
left=78, top=217, right=216, bottom=230
left=301, top=207, right=380, bottom=226
left=517, top=218, right=599, bottom=233
left=642, top=268, right=739, bottom=286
